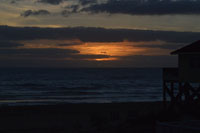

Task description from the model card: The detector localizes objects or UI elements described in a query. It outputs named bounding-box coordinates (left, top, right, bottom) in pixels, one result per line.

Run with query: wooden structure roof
left=171, top=40, right=200, bottom=55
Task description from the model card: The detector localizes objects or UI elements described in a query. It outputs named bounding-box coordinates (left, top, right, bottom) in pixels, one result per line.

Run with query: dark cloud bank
left=35, top=0, right=200, bottom=15
left=0, top=41, right=24, bottom=48
left=0, top=26, right=197, bottom=67
left=36, top=0, right=96, bottom=5
left=1, top=26, right=199, bottom=43
left=81, top=0, right=200, bottom=15
left=37, top=0, right=64, bottom=5
left=21, top=10, right=50, bottom=17
left=14, top=0, right=200, bottom=16
left=0, top=48, right=110, bottom=60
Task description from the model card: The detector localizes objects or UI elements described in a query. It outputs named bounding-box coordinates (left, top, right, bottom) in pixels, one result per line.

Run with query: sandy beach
left=0, top=102, right=199, bottom=133
left=0, top=102, right=200, bottom=133
left=0, top=102, right=165, bottom=133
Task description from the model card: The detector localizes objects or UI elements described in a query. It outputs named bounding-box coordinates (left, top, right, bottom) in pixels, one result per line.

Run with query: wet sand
left=0, top=102, right=198, bottom=133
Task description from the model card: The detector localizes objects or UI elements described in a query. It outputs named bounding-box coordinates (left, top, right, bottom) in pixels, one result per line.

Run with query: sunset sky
left=1, top=0, right=200, bottom=67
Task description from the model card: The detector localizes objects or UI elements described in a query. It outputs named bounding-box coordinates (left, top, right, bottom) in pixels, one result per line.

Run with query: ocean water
left=0, top=68, right=163, bottom=106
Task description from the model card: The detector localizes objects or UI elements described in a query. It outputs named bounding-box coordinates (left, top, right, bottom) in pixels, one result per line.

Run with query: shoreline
left=0, top=101, right=164, bottom=112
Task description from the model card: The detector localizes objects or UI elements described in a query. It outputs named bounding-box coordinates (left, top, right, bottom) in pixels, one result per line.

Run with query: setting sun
left=68, top=41, right=146, bottom=61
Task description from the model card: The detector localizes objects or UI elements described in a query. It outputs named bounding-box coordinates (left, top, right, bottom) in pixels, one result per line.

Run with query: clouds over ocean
left=0, top=26, right=197, bottom=67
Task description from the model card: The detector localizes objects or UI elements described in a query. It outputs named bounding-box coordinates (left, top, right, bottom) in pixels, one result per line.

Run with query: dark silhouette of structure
left=163, top=40, right=200, bottom=106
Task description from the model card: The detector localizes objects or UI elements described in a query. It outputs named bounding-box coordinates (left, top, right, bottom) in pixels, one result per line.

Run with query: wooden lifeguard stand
left=163, top=40, right=200, bottom=106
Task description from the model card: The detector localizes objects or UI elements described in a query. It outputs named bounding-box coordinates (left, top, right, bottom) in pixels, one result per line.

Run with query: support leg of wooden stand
left=163, top=81, right=167, bottom=108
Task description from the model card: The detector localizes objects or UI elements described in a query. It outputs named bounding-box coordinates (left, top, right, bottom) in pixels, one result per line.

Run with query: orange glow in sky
left=19, top=39, right=170, bottom=61
left=94, top=57, right=119, bottom=61
left=68, top=41, right=146, bottom=61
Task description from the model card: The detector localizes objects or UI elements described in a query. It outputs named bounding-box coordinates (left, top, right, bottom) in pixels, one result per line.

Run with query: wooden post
left=170, top=82, right=174, bottom=101
left=163, top=81, right=167, bottom=108
left=178, top=82, right=183, bottom=103
left=184, top=82, right=191, bottom=103
left=170, top=82, right=175, bottom=107
left=197, top=86, right=200, bottom=101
